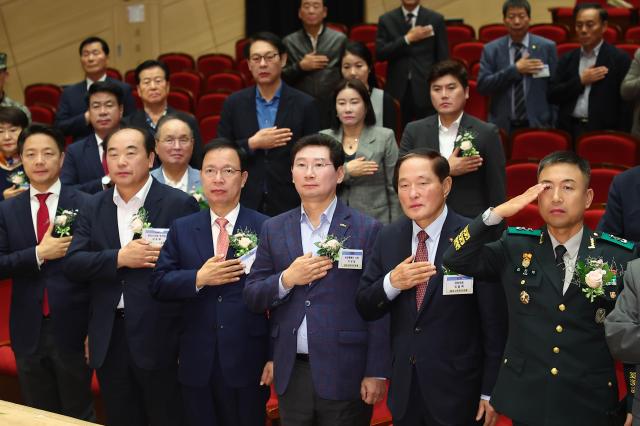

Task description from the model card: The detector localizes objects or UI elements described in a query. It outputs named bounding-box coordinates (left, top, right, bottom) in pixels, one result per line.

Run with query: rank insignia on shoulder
left=453, top=225, right=471, bottom=251
left=599, top=233, right=635, bottom=251
left=508, top=227, right=542, bottom=237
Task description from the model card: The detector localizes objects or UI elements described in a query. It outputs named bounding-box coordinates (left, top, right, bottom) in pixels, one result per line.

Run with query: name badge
left=142, top=228, right=170, bottom=246
left=238, top=247, right=257, bottom=274
left=338, top=249, right=363, bottom=269
left=443, top=275, right=473, bottom=295
left=533, top=64, right=550, bottom=78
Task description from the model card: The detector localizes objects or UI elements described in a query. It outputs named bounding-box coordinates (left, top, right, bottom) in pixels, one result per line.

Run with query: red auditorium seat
left=366, top=41, right=377, bottom=62
left=506, top=203, right=545, bottom=229
left=0, top=280, right=11, bottom=345
left=470, top=61, right=481, bottom=80
left=24, top=83, right=62, bottom=110
left=465, top=80, right=488, bottom=121
left=158, top=52, right=195, bottom=74
left=506, top=161, right=539, bottom=199
left=615, top=43, right=640, bottom=58
left=556, top=42, right=580, bottom=57
left=452, top=42, right=485, bottom=68
left=197, top=53, right=235, bottom=79
left=199, top=115, right=220, bottom=143
left=478, top=23, right=508, bottom=43
left=590, top=167, right=624, bottom=206
left=374, top=61, right=388, bottom=81
left=196, top=93, right=228, bottom=121
left=584, top=208, right=605, bottom=230
left=604, top=25, right=621, bottom=44
left=530, top=24, right=569, bottom=43
left=625, top=26, right=640, bottom=42
left=205, top=72, right=244, bottom=93
left=169, top=71, right=203, bottom=101
left=28, top=104, right=55, bottom=124
left=236, top=59, right=254, bottom=86
left=167, top=87, right=195, bottom=114
left=349, top=24, right=378, bottom=44
left=326, top=22, right=348, bottom=34
left=124, top=69, right=136, bottom=87
left=446, top=24, right=476, bottom=53
left=106, top=67, right=122, bottom=81
left=576, top=131, right=639, bottom=168
left=235, top=38, right=250, bottom=63
left=509, top=129, right=571, bottom=161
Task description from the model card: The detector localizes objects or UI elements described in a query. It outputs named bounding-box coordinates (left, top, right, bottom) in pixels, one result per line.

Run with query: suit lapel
left=284, top=207, right=304, bottom=260
left=227, top=205, right=251, bottom=259
left=535, top=228, right=564, bottom=296
left=101, top=190, right=121, bottom=249
left=194, top=209, right=214, bottom=263
left=274, top=84, right=291, bottom=129
left=425, top=116, right=440, bottom=151
left=14, top=191, right=37, bottom=245
left=84, top=135, right=103, bottom=178
left=143, top=180, right=165, bottom=227
left=395, top=218, right=418, bottom=317
left=357, top=126, right=376, bottom=159
left=563, top=227, right=596, bottom=300
left=327, top=200, right=351, bottom=243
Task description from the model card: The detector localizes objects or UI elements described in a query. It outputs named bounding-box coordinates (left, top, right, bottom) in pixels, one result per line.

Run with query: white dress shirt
left=210, top=203, right=240, bottom=255
left=162, top=168, right=189, bottom=193
left=548, top=228, right=583, bottom=295
left=86, top=74, right=107, bottom=90
left=31, top=180, right=61, bottom=265
left=572, top=40, right=603, bottom=119
left=438, top=112, right=464, bottom=158
left=95, top=134, right=104, bottom=163
left=402, top=5, right=420, bottom=29
left=113, top=176, right=154, bottom=308
left=306, top=24, right=324, bottom=52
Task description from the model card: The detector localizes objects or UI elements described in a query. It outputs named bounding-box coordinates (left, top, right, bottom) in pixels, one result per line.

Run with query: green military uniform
left=443, top=215, right=637, bottom=426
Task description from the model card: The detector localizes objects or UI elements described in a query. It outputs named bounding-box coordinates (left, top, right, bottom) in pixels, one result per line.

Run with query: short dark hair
left=87, top=80, right=124, bottom=105
left=538, top=151, right=591, bottom=186
left=155, top=114, right=194, bottom=140
left=0, top=106, right=29, bottom=129
left=79, top=36, right=109, bottom=56
left=342, top=40, right=378, bottom=89
left=104, top=126, right=155, bottom=156
left=202, top=138, right=248, bottom=171
left=428, top=59, right=469, bottom=89
left=135, top=60, right=170, bottom=85
left=299, top=0, right=325, bottom=7
left=573, top=3, right=608, bottom=22
left=502, top=0, right=531, bottom=18
left=245, top=32, right=287, bottom=58
left=291, top=133, right=345, bottom=169
left=393, top=149, right=450, bottom=191
left=330, top=79, right=376, bottom=131
left=17, top=124, right=65, bottom=154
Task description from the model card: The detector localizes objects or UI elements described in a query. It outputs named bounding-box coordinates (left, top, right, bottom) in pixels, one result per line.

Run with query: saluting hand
left=389, top=255, right=437, bottom=290
left=195, top=255, right=245, bottom=288
left=493, top=183, right=548, bottom=219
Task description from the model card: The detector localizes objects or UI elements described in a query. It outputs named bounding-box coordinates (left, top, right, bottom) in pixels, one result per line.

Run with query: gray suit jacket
left=477, top=33, right=557, bottom=133
left=320, top=126, right=402, bottom=224
left=621, top=48, right=640, bottom=137
left=605, top=258, right=640, bottom=424
left=150, top=166, right=201, bottom=192
left=399, top=113, right=506, bottom=218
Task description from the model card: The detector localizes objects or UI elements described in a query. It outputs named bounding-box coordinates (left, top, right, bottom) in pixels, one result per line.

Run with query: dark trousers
left=96, top=314, right=184, bottom=426
left=568, top=117, right=590, bottom=141
left=182, top=348, right=269, bottom=426
left=15, top=318, right=95, bottom=422
left=394, top=368, right=481, bottom=426
left=278, top=358, right=372, bottom=426
left=400, top=83, right=433, bottom=128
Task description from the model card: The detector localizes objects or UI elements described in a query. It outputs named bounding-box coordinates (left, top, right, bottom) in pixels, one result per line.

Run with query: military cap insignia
left=453, top=225, right=471, bottom=251
left=519, top=290, right=530, bottom=304
left=508, top=227, right=542, bottom=237
left=599, top=233, right=634, bottom=251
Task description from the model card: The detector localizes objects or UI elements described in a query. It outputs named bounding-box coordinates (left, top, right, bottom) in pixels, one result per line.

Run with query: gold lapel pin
left=588, top=237, right=595, bottom=249
left=339, top=223, right=347, bottom=228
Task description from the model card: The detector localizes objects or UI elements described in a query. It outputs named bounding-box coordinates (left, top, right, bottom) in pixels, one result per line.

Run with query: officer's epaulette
left=598, top=232, right=635, bottom=251
left=507, top=226, right=542, bottom=237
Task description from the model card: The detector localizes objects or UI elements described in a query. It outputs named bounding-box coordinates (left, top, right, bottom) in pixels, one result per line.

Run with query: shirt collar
left=161, top=167, right=189, bottom=189
left=509, top=33, right=530, bottom=48
left=86, top=74, right=107, bottom=89
left=402, top=5, right=420, bottom=17
left=581, top=39, right=604, bottom=58
left=306, top=24, right=324, bottom=40
left=300, top=196, right=338, bottom=229
left=113, top=175, right=153, bottom=206
left=438, top=112, right=464, bottom=132
left=95, top=134, right=103, bottom=146
left=412, top=205, right=448, bottom=243
left=210, top=203, right=241, bottom=229
left=30, top=179, right=61, bottom=199
left=256, top=83, right=282, bottom=103
left=548, top=227, right=584, bottom=259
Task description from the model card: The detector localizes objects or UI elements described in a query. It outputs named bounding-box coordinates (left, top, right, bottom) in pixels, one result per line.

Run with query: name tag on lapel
left=443, top=275, right=473, bottom=295
left=142, top=228, right=169, bottom=246
left=338, top=249, right=363, bottom=269
left=533, top=64, right=550, bottom=78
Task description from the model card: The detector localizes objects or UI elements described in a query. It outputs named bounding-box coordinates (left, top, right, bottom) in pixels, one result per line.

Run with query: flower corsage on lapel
left=7, top=170, right=29, bottom=189
left=455, top=129, right=480, bottom=157
left=131, top=207, right=151, bottom=239
left=315, top=235, right=348, bottom=262
left=573, top=257, right=620, bottom=302
left=229, top=229, right=258, bottom=258
left=53, top=209, right=79, bottom=237
left=189, top=186, right=209, bottom=210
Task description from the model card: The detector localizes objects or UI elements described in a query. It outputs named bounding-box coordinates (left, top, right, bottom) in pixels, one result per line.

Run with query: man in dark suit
left=244, top=134, right=390, bottom=425
left=443, top=151, right=637, bottom=426
left=356, top=150, right=507, bottom=426
left=597, top=165, right=640, bottom=244
left=477, top=0, right=557, bottom=134
left=60, top=80, right=123, bottom=194
left=0, top=124, right=94, bottom=420
left=376, top=0, right=448, bottom=125
left=55, top=36, right=135, bottom=141
left=122, top=59, right=203, bottom=169
left=548, top=4, right=632, bottom=139
left=218, top=32, right=320, bottom=217
left=400, top=60, right=506, bottom=219
left=151, top=139, right=270, bottom=426
left=65, top=126, right=199, bottom=426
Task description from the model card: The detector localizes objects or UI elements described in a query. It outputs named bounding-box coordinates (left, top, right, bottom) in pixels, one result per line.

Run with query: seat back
left=170, top=71, right=203, bottom=101
left=510, top=129, right=571, bottom=161
left=614, top=43, right=640, bottom=58
left=556, top=42, right=580, bottom=57
left=205, top=72, right=244, bottom=93
left=465, top=80, right=488, bottom=121
left=576, top=131, right=639, bottom=168
left=28, top=104, right=55, bottom=125
left=584, top=208, right=606, bottom=230
left=446, top=24, right=476, bottom=53
left=590, top=167, right=623, bottom=205
left=197, top=53, right=235, bottom=79
left=349, top=24, right=378, bottom=44
left=530, top=24, right=569, bottom=43
left=451, top=42, right=485, bottom=67
left=506, top=203, right=544, bottom=228
left=167, top=87, right=195, bottom=114
left=196, top=93, right=229, bottom=121
left=478, top=23, right=508, bottom=43
left=24, top=84, right=62, bottom=109
left=199, top=115, right=221, bottom=143
left=506, top=161, right=539, bottom=199
left=158, top=52, right=196, bottom=74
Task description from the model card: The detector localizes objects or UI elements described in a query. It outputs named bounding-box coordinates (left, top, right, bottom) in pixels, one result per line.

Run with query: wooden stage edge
left=0, top=400, right=99, bottom=426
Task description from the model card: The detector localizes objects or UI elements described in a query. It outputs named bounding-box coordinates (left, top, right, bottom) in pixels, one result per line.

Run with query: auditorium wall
left=0, top=0, right=574, bottom=103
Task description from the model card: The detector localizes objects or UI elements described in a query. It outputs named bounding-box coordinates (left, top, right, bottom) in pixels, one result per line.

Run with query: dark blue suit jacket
left=150, top=206, right=270, bottom=388
left=243, top=200, right=391, bottom=400
left=356, top=210, right=507, bottom=423
left=217, top=83, right=320, bottom=216
left=598, top=165, right=640, bottom=244
left=0, top=186, right=90, bottom=357
left=55, top=77, right=136, bottom=140
left=64, top=179, right=199, bottom=370
left=60, top=134, right=104, bottom=194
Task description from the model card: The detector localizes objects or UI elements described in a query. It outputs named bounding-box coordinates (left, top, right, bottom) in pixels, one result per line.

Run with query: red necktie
left=415, top=230, right=429, bottom=309
left=36, top=192, right=51, bottom=316
left=216, top=217, right=229, bottom=260
left=101, top=145, right=109, bottom=175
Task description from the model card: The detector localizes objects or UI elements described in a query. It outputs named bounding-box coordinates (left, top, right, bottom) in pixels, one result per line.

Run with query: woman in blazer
left=321, top=79, right=401, bottom=224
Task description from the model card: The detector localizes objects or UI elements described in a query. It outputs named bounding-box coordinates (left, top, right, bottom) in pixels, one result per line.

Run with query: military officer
left=443, top=151, right=637, bottom=426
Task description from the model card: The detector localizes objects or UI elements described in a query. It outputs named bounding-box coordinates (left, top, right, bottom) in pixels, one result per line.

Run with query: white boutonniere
left=7, top=170, right=29, bottom=189
left=189, top=185, right=209, bottom=210
left=229, top=229, right=259, bottom=257
left=315, top=235, right=348, bottom=262
left=455, top=130, right=480, bottom=157
left=53, top=209, right=79, bottom=237
left=131, top=207, right=151, bottom=239
left=573, top=257, right=620, bottom=302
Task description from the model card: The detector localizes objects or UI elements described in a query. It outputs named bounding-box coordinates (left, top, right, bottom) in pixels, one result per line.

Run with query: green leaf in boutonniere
left=315, top=234, right=348, bottom=262
left=229, top=229, right=259, bottom=257
left=189, top=185, right=209, bottom=210
left=454, top=129, right=480, bottom=157
left=572, top=257, right=620, bottom=303
left=131, top=207, right=151, bottom=239
left=53, top=208, right=79, bottom=237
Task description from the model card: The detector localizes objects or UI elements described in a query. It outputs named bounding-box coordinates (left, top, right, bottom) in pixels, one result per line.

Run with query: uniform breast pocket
left=512, top=267, right=544, bottom=316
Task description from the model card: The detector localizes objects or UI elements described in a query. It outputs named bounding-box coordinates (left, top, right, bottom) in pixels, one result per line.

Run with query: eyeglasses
left=249, top=52, right=280, bottom=64
left=203, top=167, right=241, bottom=178
left=159, top=137, right=192, bottom=146
left=293, top=161, right=334, bottom=172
